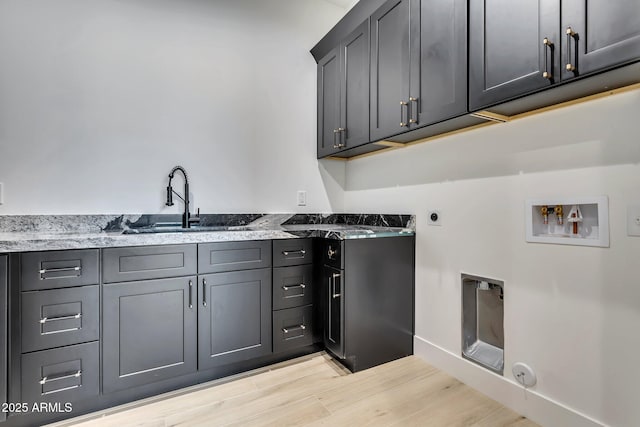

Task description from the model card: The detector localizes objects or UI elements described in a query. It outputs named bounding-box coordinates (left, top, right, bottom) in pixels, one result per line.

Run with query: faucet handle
left=189, top=208, right=201, bottom=224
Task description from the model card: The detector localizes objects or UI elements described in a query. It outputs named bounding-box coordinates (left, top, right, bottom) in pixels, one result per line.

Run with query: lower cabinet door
left=198, top=269, right=272, bottom=370
left=102, top=277, right=197, bottom=393
left=21, top=342, right=99, bottom=404
left=273, top=305, right=314, bottom=353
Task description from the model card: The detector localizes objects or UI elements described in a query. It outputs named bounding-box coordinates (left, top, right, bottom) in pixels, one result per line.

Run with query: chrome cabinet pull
left=400, top=101, right=409, bottom=127
left=39, top=370, right=82, bottom=385
left=202, top=278, right=207, bottom=307
left=332, top=273, right=341, bottom=298
left=40, top=313, right=81, bottom=324
left=282, top=324, right=306, bottom=334
left=409, top=97, right=419, bottom=124
left=39, top=266, right=81, bottom=274
left=282, top=283, right=306, bottom=291
left=565, top=27, right=577, bottom=72
left=333, top=128, right=339, bottom=149
left=542, top=37, right=554, bottom=80
left=188, top=280, right=193, bottom=309
left=336, top=128, right=345, bottom=148
left=282, top=249, right=306, bottom=257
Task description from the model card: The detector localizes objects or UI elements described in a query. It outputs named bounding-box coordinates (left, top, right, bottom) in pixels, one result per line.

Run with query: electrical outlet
left=0, top=182, right=4, bottom=205
left=427, top=210, right=441, bottom=226
left=297, top=190, right=307, bottom=207
left=627, top=205, right=640, bottom=237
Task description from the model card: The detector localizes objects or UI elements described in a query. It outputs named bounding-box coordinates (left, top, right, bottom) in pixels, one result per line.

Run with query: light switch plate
left=297, top=191, right=307, bottom=207
left=627, top=205, right=640, bottom=237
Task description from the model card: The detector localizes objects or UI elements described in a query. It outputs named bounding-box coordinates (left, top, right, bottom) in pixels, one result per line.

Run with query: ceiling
left=323, top=0, right=357, bottom=9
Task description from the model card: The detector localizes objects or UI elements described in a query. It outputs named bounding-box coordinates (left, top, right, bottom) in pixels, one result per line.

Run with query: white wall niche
left=525, top=196, right=609, bottom=247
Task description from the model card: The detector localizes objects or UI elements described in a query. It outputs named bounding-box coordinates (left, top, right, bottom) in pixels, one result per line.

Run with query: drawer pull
left=40, top=313, right=82, bottom=324
left=282, top=283, right=306, bottom=291
left=39, top=370, right=82, bottom=385
left=39, top=266, right=81, bottom=274
left=282, top=324, right=306, bottom=334
left=282, top=250, right=306, bottom=257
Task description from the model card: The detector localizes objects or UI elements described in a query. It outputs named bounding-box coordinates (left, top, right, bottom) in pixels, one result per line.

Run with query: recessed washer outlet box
left=462, top=273, right=504, bottom=375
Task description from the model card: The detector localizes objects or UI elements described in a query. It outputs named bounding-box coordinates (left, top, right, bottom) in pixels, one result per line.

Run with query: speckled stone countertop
left=0, top=214, right=415, bottom=253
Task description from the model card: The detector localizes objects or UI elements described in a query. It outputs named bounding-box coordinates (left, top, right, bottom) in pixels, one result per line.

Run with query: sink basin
left=122, top=225, right=250, bottom=234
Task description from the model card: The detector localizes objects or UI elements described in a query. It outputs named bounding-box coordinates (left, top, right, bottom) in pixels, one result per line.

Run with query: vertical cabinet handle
left=400, top=101, right=409, bottom=127
left=337, top=128, right=346, bottom=148
left=188, top=280, right=193, bottom=309
left=565, top=27, right=577, bottom=72
left=542, top=37, right=554, bottom=80
left=333, top=129, right=339, bottom=149
left=202, top=278, right=207, bottom=307
left=409, top=97, right=419, bottom=124
left=332, top=272, right=341, bottom=298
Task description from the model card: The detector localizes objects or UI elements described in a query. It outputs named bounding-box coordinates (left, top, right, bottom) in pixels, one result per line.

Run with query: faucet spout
left=166, top=166, right=196, bottom=228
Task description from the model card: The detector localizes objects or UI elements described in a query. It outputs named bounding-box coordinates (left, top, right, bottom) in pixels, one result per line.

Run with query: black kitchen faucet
left=165, top=165, right=199, bottom=228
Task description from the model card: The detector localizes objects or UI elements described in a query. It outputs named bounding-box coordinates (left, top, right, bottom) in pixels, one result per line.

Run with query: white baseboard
left=414, top=336, right=603, bottom=427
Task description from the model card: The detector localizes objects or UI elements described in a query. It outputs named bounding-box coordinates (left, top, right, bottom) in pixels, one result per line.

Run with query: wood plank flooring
left=49, top=353, right=539, bottom=427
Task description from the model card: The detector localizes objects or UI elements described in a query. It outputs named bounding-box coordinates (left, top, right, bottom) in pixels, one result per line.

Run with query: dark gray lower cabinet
left=1, top=256, right=6, bottom=423
left=198, top=269, right=272, bottom=370
left=21, top=342, right=99, bottom=404
left=102, top=276, right=197, bottom=393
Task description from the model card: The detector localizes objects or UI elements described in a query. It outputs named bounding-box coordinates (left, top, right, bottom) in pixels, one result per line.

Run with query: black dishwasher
left=320, top=237, right=414, bottom=372
left=1, top=255, right=7, bottom=422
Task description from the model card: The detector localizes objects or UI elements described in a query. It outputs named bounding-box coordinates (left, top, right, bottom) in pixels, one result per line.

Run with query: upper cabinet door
left=468, top=0, right=559, bottom=111
left=317, top=47, right=341, bottom=158
left=414, top=0, right=468, bottom=127
left=370, top=0, right=412, bottom=141
left=340, top=20, right=370, bottom=150
left=561, top=0, right=640, bottom=80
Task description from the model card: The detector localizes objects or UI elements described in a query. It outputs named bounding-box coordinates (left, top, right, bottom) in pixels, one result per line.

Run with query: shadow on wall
left=345, top=90, right=640, bottom=191
left=318, top=158, right=347, bottom=211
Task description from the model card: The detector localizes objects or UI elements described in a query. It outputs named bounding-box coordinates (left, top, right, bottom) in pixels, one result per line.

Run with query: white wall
left=0, top=0, right=346, bottom=214
left=344, top=89, right=640, bottom=427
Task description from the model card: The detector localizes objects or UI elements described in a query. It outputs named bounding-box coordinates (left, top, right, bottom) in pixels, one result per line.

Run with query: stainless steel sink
left=122, top=225, right=250, bottom=234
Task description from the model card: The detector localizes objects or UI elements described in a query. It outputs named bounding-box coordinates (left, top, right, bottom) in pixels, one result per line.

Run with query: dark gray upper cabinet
left=561, top=0, right=640, bottom=80
left=469, top=0, right=559, bottom=111
left=414, top=0, right=467, bottom=126
left=369, top=0, right=412, bottom=141
left=198, top=269, right=272, bottom=371
left=469, top=0, right=640, bottom=111
left=318, top=47, right=341, bottom=158
left=318, top=20, right=370, bottom=158
left=102, top=276, right=197, bottom=393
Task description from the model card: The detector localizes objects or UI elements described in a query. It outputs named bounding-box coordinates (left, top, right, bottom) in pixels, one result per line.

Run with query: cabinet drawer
left=272, top=239, right=313, bottom=267
left=322, top=240, right=344, bottom=269
left=102, top=244, right=197, bottom=283
left=198, top=241, right=271, bottom=274
left=22, top=286, right=99, bottom=353
left=21, top=250, right=99, bottom=291
left=272, top=265, right=314, bottom=310
left=273, top=305, right=314, bottom=353
left=21, top=342, right=99, bottom=404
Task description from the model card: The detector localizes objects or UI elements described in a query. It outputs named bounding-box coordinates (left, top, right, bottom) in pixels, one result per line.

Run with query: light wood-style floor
left=50, top=353, right=539, bottom=427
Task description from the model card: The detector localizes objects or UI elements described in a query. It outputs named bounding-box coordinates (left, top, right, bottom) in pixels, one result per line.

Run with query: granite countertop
left=0, top=214, right=415, bottom=253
